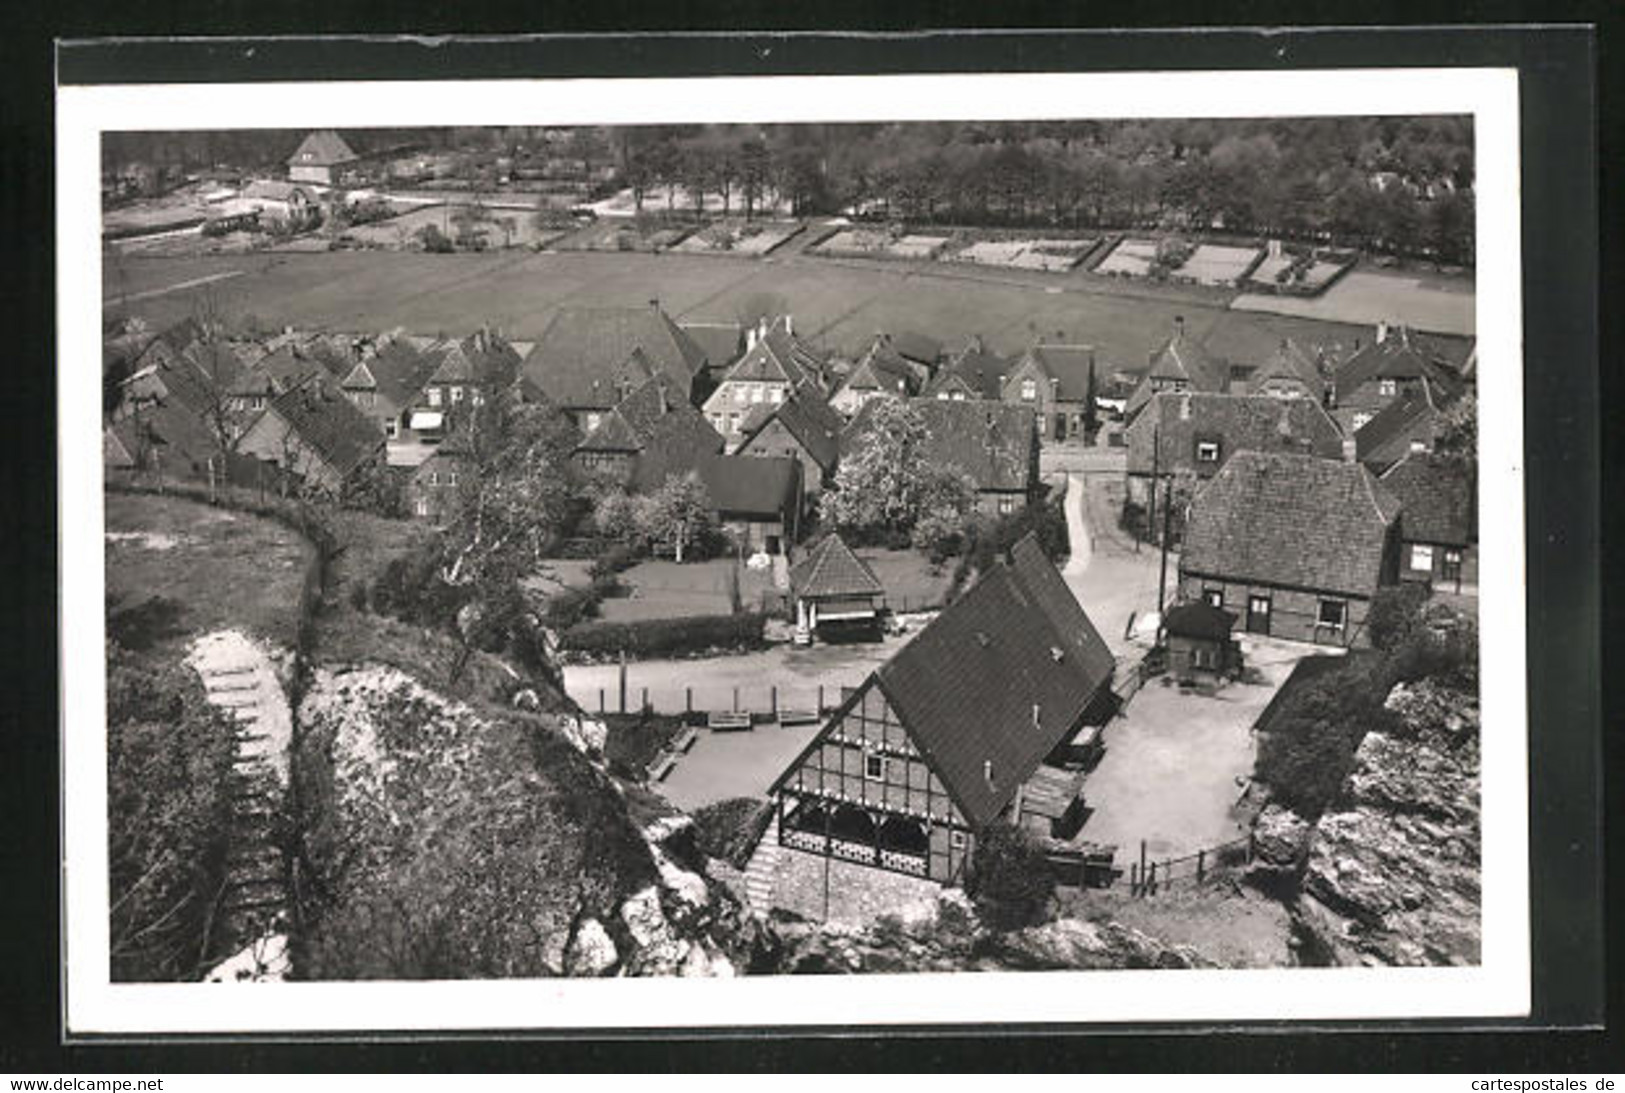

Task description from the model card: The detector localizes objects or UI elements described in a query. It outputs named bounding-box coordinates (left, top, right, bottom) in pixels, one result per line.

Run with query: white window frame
left=584, top=412, right=601, bottom=432
left=998, top=495, right=1017, bottom=516
left=1378, top=378, right=1398, bottom=396
left=413, top=497, right=429, bottom=517
left=426, top=386, right=443, bottom=408
left=1203, top=587, right=1224, bottom=608
left=1020, top=377, right=1038, bottom=402
left=864, top=754, right=887, bottom=782
left=768, top=385, right=783, bottom=404
left=427, top=470, right=439, bottom=486
left=450, top=385, right=465, bottom=403
left=1196, top=440, right=1220, bottom=463
left=1317, top=598, right=1347, bottom=631
left=1411, top=543, right=1436, bottom=573
left=950, top=830, right=968, bottom=850
left=383, top=418, right=398, bottom=439
left=448, top=470, right=459, bottom=487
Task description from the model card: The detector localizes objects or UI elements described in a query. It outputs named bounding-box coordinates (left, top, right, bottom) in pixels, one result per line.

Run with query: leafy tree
left=967, top=822, right=1055, bottom=930
left=638, top=472, right=716, bottom=563
left=823, top=399, right=973, bottom=541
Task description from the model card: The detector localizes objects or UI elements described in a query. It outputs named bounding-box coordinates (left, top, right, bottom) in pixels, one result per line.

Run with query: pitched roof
left=524, top=305, right=709, bottom=409
left=679, top=321, right=745, bottom=373
left=1125, top=392, right=1346, bottom=476
left=1379, top=452, right=1474, bottom=546
left=288, top=129, right=359, bottom=167
left=363, top=338, right=445, bottom=411
left=722, top=322, right=827, bottom=392
left=890, top=330, right=944, bottom=366
left=860, top=533, right=1114, bottom=827
left=576, top=372, right=724, bottom=490
left=242, top=180, right=313, bottom=204
left=1147, top=330, right=1224, bottom=389
left=1013, top=343, right=1098, bottom=402
left=1248, top=338, right=1328, bottom=395
left=839, top=336, right=918, bottom=396
left=842, top=398, right=1036, bottom=494
left=1164, top=600, right=1238, bottom=641
left=925, top=337, right=1009, bottom=400
left=1353, top=382, right=1452, bottom=472
left=694, top=453, right=800, bottom=517
left=1333, top=328, right=1465, bottom=405
left=737, top=389, right=844, bottom=471
left=264, top=373, right=384, bottom=479
left=1181, top=451, right=1401, bottom=599
left=789, top=533, right=885, bottom=601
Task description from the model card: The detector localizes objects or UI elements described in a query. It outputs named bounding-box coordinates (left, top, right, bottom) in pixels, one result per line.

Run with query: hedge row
left=558, top=612, right=767, bottom=660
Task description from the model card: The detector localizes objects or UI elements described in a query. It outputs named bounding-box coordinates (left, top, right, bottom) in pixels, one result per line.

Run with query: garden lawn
left=1232, top=268, right=1475, bottom=336
left=856, top=548, right=955, bottom=612
left=596, top=559, right=742, bottom=623
left=104, top=491, right=313, bottom=658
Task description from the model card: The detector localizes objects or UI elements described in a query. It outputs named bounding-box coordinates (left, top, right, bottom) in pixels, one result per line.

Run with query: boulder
left=554, top=714, right=608, bottom=756
left=620, top=885, right=691, bottom=975
left=564, top=918, right=618, bottom=977
left=1252, top=804, right=1311, bottom=868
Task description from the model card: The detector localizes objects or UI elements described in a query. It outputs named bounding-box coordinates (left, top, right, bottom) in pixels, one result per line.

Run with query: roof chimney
left=747, top=327, right=758, bottom=351
left=1342, top=436, right=1358, bottom=462
left=1174, top=315, right=1185, bottom=341
left=1376, top=320, right=1389, bottom=345
left=983, top=759, right=995, bottom=787
left=648, top=297, right=660, bottom=311
left=1178, top=394, right=1192, bottom=421
left=1032, top=703, right=1043, bottom=731
left=784, top=314, right=793, bottom=337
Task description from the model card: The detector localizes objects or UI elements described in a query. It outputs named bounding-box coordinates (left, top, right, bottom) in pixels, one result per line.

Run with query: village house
left=1378, top=452, right=1477, bottom=593
left=999, top=340, right=1099, bottom=442
left=286, top=129, right=359, bottom=186
left=523, top=303, right=711, bottom=432
left=1162, top=600, right=1242, bottom=683
left=405, top=435, right=471, bottom=524
left=1328, top=321, right=1465, bottom=434
left=235, top=373, right=387, bottom=496
left=827, top=334, right=920, bottom=417
left=768, top=534, right=1117, bottom=882
left=1353, top=380, right=1461, bottom=475
left=103, top=396, right=222, bottom=483
left=889, top=330, right=945, bottom=378
left=733, top=389, right=844, bottom=501
left=787, top=532, right=887, bottom=645
left=924, top=335, right=1008, bottom=402
left=842, top=398, right=1040, bottom=517
left=702, top=315, right=828, bottom=449
left=1122, top=317, right=1230, bottom=423
left=1247, top=338, right=1331, bottom=401
left=238, top=180, right=321, bottom=230
left=571, top=371, right=725, bottom=492
left=678, top=320, right=746, bottom=379
left=1178, top=450, right=1404, bottom=648
left=694, top=453, right=804, bottom=557
left=1123, top=391, right=1345, bottom=506
left=340, top=335, right=447, bottom=457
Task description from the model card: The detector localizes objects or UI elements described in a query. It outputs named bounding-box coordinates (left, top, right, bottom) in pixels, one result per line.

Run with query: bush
left=588, top=541, right=641, bottom=581
left=1253, top=651, right=1393, bottom=819
left=690, top=798, right=774, bottom=870
left=602, top=711, right=687, bottom=781
left=368, top=540, right=466, bottom=629
left=416, top=223, right=454, bottom=253
left=1367, top=583, right=1431, bottom=652
left=955, top=493, right=1069, bottom=587
left=967, top=822, right=1055, bottom=930
left=559, top=612, right=767, bottom=660
left=106, top=645, right=239, bottom=981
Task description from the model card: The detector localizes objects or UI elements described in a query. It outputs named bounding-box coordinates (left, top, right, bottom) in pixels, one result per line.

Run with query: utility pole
left=1145, top=419, right=1159, bottom=554
left=1156, top=475, right=1173, bottom=638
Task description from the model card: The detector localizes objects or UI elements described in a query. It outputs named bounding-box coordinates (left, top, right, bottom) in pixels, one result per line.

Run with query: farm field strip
left=1232, top=269, right=1475, bottom=336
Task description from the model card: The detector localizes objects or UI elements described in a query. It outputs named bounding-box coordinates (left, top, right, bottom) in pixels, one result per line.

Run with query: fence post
left=1197, top=848, right=1205, bottom=882
left=733, top=686, right=739, bottom=712
left=686, top=687, right=692, bottom=714
left=1129, top=862, right=1138, bottom=897
left=599, top=688, right=605, bottom=714
left=817, top=684, right=824, bottom=713
left=1139, top=839, right=1147, bottom=897
left=641, top=686, right=648, bottom=713
left=771, top=685, right=778, bottom=717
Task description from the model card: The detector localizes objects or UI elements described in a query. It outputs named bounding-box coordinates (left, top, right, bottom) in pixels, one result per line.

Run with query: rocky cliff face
left=1291, top=678, right=1481, bottom=966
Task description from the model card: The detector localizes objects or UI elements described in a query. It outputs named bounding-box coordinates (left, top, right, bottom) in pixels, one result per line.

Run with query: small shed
left=1163, top=600, right=1240, bottom=682
left=787, top=533, right=886, bottom=644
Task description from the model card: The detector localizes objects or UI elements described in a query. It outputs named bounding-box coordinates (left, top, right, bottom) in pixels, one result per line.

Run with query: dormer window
left=1409, top=439, right=1428, bottom=453
left=1020, top=378, right=1038, bottom=402
left=1196, top=440, right=1220, bottom=463
left=450, top=386, right=464, bottom=403
left=427, top=387, right=442, bottom=408
left=1379, top=378, right=1398, bottom=396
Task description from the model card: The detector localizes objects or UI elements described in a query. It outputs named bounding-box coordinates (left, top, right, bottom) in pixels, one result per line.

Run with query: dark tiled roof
left=1146, top=331, right=1224, bottom=390
left=841, top=398, right=1036, bottom=494
left=789, top=533, right=885, bottom=601
left=265, top=373, right=384, bottom=479
left=722, top=322, right=826, bottom=392
left=1247, top=339, right=1328, bottom=395
left=694, top=453, right=800, bottom=518
left=1333, top=329, right=1465, bottom=405
left=1379, top=452, right=1473, bottom=546
left=1181, top=451, right=1401, bottom=599
left=1164, top=600, right=1238, bottom=641
left=287, top=129, right=359, bottom=167
left=864, top=533, right=1115, bottom=827
left=679, top=321, right=745, bottom=373
left=109, top=400, right=218, bottom=473
left=577, top=373, right=724, bottom=491
left=525, top=305, right=708, bottom=409
left=242, top=180, right=315, bottom=204
left=840, top=336, right=918, bottom=396
left=1125, top=392, right=1345, bottom=476
left=925, top=337, right=1008, bottom=400
left=891, top=330, right=944, bottom=366
left=364, top=338, right=444, bottom=413
left=1016, top=343, right=1098, bottom=402
left=1353, top=382, right=1452, bottom=472
left=737, top=389, right=844, bottom=472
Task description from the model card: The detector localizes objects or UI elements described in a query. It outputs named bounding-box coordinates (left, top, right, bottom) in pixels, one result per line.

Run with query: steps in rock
left=742, top=816, right=784, bottom=911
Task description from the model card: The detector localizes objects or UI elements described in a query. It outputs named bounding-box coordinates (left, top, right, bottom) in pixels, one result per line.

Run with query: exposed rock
left=1252, top=804, right=1312, bottom=868
left=620, top=886, right=691, bottom=975
left=538, top=928, right=568, bottom=977
left=204, top=933, right=290, bottom=983
left=994, top=918, right=1214, bottom=971
left=1292, top=678, right=1480, bottom=966
left=565, top=918, right=619, bottom=977
left=555, top=713, right=608, bottom=757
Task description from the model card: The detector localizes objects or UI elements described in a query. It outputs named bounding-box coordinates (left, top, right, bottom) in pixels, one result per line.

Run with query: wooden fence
left=1127, top=832, right=1255, bottom=897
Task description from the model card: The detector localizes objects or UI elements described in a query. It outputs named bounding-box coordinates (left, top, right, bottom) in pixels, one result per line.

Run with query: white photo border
left=58, top=67, right=1527, bottom=1034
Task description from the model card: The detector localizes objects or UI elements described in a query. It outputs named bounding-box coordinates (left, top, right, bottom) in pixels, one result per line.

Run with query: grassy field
left=1232, top=269, right=1476, bottom=336
left=104, top=491, right=314, bottom=656
left=104, top=248, right=1474, bottom=373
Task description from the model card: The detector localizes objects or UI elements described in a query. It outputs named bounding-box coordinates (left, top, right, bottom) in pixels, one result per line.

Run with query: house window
left=864, top=754, right=887, bottom=781
left=950, top=830, right=968, bottom=850
left=1411, top=543, right=1436, bottom=573
left=998, top=496, right=1017, bottom=516
left=1037, top=414, right=1047, bottom=436
left=448, top=471, right=459, bottom=487
left=427, top=387, right=443, bottom=407
left=450, top=386, right=464, bottom=403
left=383, top=418, right=398, bottom=439
left=584, top=412, right=601, bottom=432
left=951, top=390, right=965, bottom=401
left=1378, top=378, right=1398, bottom=396
left=1409, top=439, right=1429, bottom=454
left=427, top=470, right=439, bottom=486
left=1203, top=588, right=1224, bottom=608
left=414, top=497, right=429, bottom=517
left=768, top=386, right=783, bottom=404
left=728, top=414, right=740, bottom=433
left=1196, top=440, right=1220, bottom=463
left=1443, top=548, right=1463, bottom=581
left=1317, top=599, right=1347, bottom=631
left=937, top=391, right=950, bottom=400
left=1020, top=378, right=1038, bottom=402
left=1192, top=647, right=1215, bottom=669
